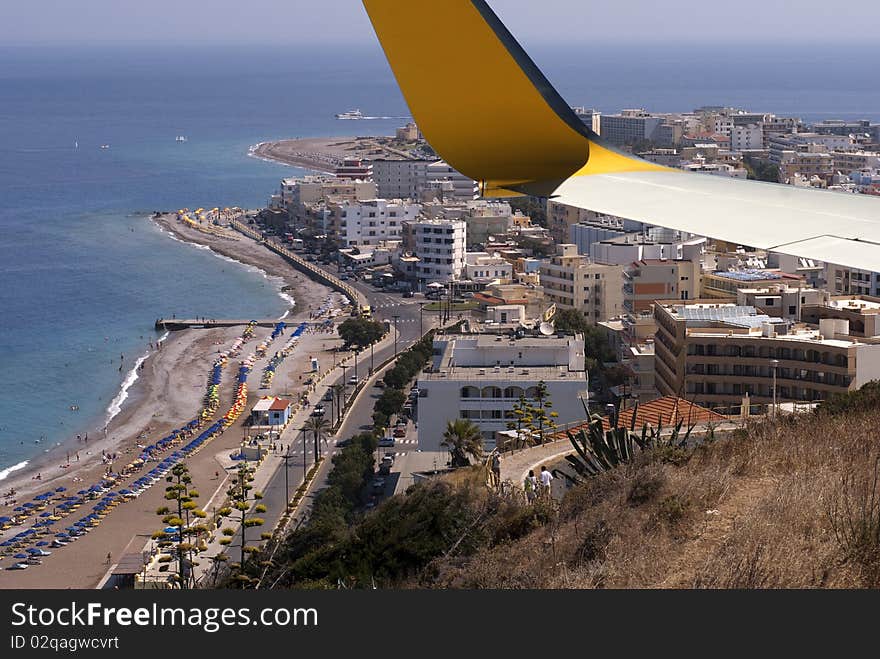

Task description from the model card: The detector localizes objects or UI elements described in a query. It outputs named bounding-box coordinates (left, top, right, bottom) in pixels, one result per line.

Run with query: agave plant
left=557, top=399, right=695, bottom=483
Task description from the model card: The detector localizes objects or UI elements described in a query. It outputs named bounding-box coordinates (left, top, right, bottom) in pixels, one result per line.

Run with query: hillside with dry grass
left=421, top=407, right=880, bottom=589
left=246, top=386, right=880, bottom=589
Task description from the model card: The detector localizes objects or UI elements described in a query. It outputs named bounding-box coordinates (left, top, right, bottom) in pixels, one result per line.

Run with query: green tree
left=744, top=155, right=781, bottom=183
left=304, top=415, right=331, bottom=464
left=554, top=308, right=590, bottom=335
left=441, top=419, right=484, bottom=467
left=219, top=463, right=264, bottom=576
left=523, top=381, right=559, bottom=445
left=338, top=318, right=385, bottom=350
left=331, top=383, right=346, bottom=426
left=153, top=463, right=207, bottom=589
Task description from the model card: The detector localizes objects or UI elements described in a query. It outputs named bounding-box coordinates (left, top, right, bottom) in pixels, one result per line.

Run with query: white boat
left=100, top=144, right=110, bottom=149
left=175, top=135, right=187, bottom=142
left=335, top=109, right=364, bottom=120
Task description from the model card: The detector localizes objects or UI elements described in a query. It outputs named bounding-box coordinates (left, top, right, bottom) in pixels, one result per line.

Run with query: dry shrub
left=417, top=408, right=880, bottom=589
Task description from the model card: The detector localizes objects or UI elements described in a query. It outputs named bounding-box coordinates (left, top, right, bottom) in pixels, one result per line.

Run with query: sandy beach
left=0, top=213, right=341, bottom=588
left=251, top=135, right=413, bottom=172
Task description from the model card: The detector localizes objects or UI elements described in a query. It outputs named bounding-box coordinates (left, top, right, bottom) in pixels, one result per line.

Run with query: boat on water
left=99, top=144, right=110, bottom=149
left=335, top=109, right=364, bottom=120
left=175, top=135, right=188, bottom=142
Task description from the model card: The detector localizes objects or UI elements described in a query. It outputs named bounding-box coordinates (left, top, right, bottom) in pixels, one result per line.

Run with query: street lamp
left=370, top=339, right=375, bottom=374
left=770, top=359, right=780, bottom=418
left=392, top=314, right=400, bottom=357
left=281, top=443, right=295, bottom=505
left=419, top=301, right=426, bottom=336
left=353, top=348, right=359, bottom=383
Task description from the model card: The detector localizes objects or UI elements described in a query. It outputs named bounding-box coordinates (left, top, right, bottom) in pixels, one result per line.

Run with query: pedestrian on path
left=539, top=465, right=553, bottom=497
left=524, top=469, right=537, bottom=503
left=491, top=452, right=501, bottom=484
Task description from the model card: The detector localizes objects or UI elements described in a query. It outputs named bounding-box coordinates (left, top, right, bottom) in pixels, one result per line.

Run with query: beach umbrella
left=55, top=487, right=66, bottom=492
left=13, top=507, right=24, bottom=512
left=77, top=490, right=88, bottom=495
left=26, top=548, right=41, bottom=554
left=36, top=541, right=49, bottom=547
left=39, top=512, right=51, bottom=518
left=14, top=553, right=27, bottom=559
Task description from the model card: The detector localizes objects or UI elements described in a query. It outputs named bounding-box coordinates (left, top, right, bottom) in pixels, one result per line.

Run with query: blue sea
left=0, top=41, right=878, bottom=478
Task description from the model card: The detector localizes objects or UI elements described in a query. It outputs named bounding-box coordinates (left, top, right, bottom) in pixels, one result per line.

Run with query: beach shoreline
left=250, top=134, right=410, bottom=172
left=0, top=214, right=325, bottom=507
left=0, top=209, right=343, bottom=588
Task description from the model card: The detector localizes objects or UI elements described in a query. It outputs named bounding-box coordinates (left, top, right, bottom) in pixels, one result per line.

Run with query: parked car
left=402, top=290, right=414, bottom=298
left=323, top=389, right=334, bottom=402
left=374, top=380, right=386, bottom=388
left=378, top=436, right=395, bottom=447
left=347, top=375, right=360, bottom=386
left=335, top=437, right=352, bottom=448
left=393, top=426, right=407, bottom=438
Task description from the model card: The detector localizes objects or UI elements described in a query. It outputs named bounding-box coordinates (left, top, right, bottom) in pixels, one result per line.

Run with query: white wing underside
left=551, top=171, right=880, bottom=272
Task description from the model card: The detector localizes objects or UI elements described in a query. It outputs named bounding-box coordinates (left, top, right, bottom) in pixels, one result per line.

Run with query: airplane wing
left=362, top=0, right=880, bottom=271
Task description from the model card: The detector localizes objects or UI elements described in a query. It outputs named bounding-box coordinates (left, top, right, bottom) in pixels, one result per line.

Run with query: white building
left=370, top=159, right=477, bottom=201
left=464, top=252, right=513, bottom=284
left=329, top=199, right=420, bottom=247
left=412, top=218, right=467, bottom=283
left=730, top=124, right=764, bottom=152
left=590, top=232, right=707, bottom=266
left=417, top=334, right=588, bottom=451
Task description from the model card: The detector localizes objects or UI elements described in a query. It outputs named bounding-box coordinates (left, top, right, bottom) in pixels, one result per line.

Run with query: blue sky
left=3, top=0, right=878, bottom=46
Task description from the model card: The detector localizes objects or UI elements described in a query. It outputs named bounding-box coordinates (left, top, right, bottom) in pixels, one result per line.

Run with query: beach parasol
left=14, top=553, right=27, bottom=559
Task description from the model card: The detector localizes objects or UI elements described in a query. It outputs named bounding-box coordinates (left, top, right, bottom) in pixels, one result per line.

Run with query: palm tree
left=303, top=416, right=331, bottom=464
left=441, top=419, right=484, bottom=468
left=331, top=383, right=346, bottom=426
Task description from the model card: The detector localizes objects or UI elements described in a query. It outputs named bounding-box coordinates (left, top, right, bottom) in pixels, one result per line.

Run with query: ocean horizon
left=1, top=41, right=878, bottom=477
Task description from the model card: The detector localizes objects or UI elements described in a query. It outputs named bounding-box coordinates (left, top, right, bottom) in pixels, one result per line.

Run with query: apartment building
left=653, top=301, right=880, bottom=408
left=327, top=199, right=419, bottom=247
left=592, top=233, right=706, bottom=266
left=370, top=159, right=477, bottom=201
left=600, top=109, right=664, bottom=146
left=623, top=259, right=702, bottom=313
left=730, top=124, right=764, bottom=152
left=411, top=218, right=467, bottom=283
left=833, top=151, right=880, bottom=175
left=824, top=263, right=880, bottom=297
left=701, top=269, right=803, bottom=298
left=801, top=295, right=880, bottom=338
left=464, top=252, right=513, bottom=285
left=417, top=333, right=588, bottom=451
left=736, top=285, right=823, bottom=319
left=539, top=245, right=624, bottom=324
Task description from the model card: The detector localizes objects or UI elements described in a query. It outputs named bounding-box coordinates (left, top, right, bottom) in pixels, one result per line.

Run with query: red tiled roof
left=269, top=398, right=292, bottom=411
left=551, top=396, right=725, bottom=439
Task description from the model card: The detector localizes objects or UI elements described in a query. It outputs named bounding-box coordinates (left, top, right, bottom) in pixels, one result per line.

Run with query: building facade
left=411, top=218, right=467, bottom=282
left=417, top=334, right=588, bottom=451
left=653, top=301, right=880, bottom=409
left=540, top=245, right=625, bottom=323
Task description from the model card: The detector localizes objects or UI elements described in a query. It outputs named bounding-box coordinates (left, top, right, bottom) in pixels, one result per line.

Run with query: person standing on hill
left=540, top=465, right=553, bottom=497
left=524, top=469, right=537, bottom=503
